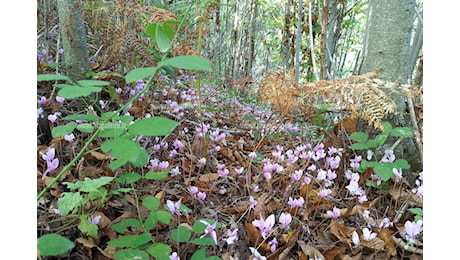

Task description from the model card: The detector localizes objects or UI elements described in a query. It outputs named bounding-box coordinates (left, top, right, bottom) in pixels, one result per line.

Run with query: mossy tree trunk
left=57, top=0, right=90, bottom=81
left=358, top=0, right=422, bottom=172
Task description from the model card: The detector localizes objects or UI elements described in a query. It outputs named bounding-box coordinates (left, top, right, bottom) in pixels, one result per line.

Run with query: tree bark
left=57, top=0, right=90, bottom=81
left=359, top=0, right=422, bottom=172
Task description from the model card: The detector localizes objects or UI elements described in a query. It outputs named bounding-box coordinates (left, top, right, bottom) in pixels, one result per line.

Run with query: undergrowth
left=37, top=3, right=422, bottom=260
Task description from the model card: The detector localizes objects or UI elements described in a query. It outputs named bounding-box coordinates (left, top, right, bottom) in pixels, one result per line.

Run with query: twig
left=379, top=138, right=403, bottom=163
left=89, top=45, right=104, bottom=60
left=407, top=96, right=423, bottom=160
left=392, top=235, right=423, bottom=254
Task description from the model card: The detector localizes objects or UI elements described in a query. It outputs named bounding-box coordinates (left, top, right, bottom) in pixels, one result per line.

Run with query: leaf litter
left=37, top=72, right=423, bottom=259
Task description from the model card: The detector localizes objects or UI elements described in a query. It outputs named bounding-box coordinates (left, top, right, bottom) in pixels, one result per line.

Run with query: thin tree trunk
left=308, top=2, right=319, bottom=80
left=294, top=0, right=303, bottom=82
left=57, top=0, right=90, bottom=81
left=319, top=0, right=328, bottom=80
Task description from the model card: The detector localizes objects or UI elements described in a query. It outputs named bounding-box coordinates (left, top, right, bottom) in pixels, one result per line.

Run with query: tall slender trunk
left=57, top=0, right=90, bottom=81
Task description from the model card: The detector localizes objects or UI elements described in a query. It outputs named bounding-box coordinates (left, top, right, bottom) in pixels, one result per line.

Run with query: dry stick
left=392, top=235, right=423, bottom=254
left=407, top=96, right=423, bottom=160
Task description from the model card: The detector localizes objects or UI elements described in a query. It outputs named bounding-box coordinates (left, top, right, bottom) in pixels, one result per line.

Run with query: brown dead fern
left=258, top=70, right=422, bottom=131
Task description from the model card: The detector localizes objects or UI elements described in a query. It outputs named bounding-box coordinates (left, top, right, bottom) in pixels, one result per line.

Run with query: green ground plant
left=37, top=8, right=215, bottom=258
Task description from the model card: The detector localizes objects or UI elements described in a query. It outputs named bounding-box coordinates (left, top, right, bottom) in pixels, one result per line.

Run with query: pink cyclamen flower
left=99, top=100, right=107, bottom=109
left=88, top=215, right=101, bottom=225
left=249, top=196, right=257, bottom=209
left=56, top=96, right=65, bottom=104
left=170, top=166, right=180, bottom=176
left=292, top=170, right=303, bottom=182
left=318, top=188, right=332, bottom=199
left=288, top=197, right=304, bottom=208
left=166, top=199, right=181, bottom=215
left=43, top=158, right=59, bottom=180
left=189, top=186, right=198, bottom=196
left=197, top=192, right=207, bottom=201
left=198, top=157, right=206, bottom=166
left=235, top=166, right=244, bottom=175
left=268, top=237, right=278, bottom=252
left=404, top=220, right=422, bottom=240
left=350, top=155, right=362, bottom=170
left=252, top=214, right=275, bottom=239
left=382, top=149, right=395, bottom=163
left=352, top=231, right=360, bottom=248
left=327, top=207, right=340, bottom=219
left=362, top=228, right=377, bottom=241
left=367, top=150, right=374, bottom=160
left=379, top=217, right=393, bottom=229
left=199, top=220, right=218, bottom=244
left=64, top=133, right=75, bottom=143
left=218, top=168, right=229, bottom=177
left=38, top=96, right=47, bottom=105
left=48, top=113, right=58, bottom=123
left=392, top=168, right=403, bottom=181
left=169, top=252, right=180, bottom=260
left=42, top=148, right=56, bottom=162
left=224, top=228, right=238, bottom=245
left=173, top=139, right=184, bottom=149
left=279, top=212, right=292, bottom=227
left=249, top=152, right=257, bottom=159
left=169, top=149, right=178, bottom=157
left=159, top=161, right=169, bottom=170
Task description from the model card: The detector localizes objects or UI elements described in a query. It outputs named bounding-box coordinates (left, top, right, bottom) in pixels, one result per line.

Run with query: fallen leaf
left=329, top=220, right=355, bottom=250
left=323, top=246, right=346, bottom=260
left=77, top=237, right=97, bottom=249
left=199, top=173, right=219, bottom=182
left=90, top=151, right=109, bottom=160
left=297, top=241, right=326, bottom=260
left=361, top=236, right=385, bottom=251
left=245, top=222, right=261, bottom=246
left=388, top=186, right=423, bottom=207
left=333, top=116, right=357, bottom=135
left=379, top=228, right=397, bottom=256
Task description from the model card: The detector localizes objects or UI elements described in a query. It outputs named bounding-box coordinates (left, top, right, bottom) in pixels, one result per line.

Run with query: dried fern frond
left=258, top=70, right=417, bottom=131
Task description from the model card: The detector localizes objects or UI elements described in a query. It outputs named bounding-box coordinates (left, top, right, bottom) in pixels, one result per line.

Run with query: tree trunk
left=57, top=0, right=90, bottom=81
left=359, top=0, right=422, bottom=172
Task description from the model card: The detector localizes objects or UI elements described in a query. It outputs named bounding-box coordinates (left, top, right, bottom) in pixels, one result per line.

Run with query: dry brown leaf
left=42, top=175, right=63, bottom=195
left=199, top=173, right=219, bottom=182
left=253, top=193, right=269, bottom=218
left=333, top=116, right=357, bottom=135
left=388, top=186, right=423, bottom=207
left=323, top=246, right=346, bottom=260
left=77, top=237, right=97, bottom=249
left=297, top=251, right=308, bottom=260
left=329, top=220, right=355, bottom=250
left=276, top=244, right=295, bottom=260
left=379, top=228, right=397, bottom=256
left=221, top=253, right=234, bottom=260
left=341, top=252, right=363, bottom=260
left=297, top=241, right=326, bottom=260
left=361, top=236, right=385, bottom=251
left=245, top=222, right=261, bottom=246
left=90, top=151, right=109, bottom=160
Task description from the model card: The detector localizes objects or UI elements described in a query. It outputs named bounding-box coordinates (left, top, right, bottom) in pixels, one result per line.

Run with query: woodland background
left=0, top=0, right=456, bottom=259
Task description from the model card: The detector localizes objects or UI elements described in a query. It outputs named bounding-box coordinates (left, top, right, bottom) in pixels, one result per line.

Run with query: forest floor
left=37, top=67, right=423, bottom=259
